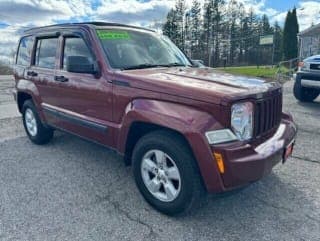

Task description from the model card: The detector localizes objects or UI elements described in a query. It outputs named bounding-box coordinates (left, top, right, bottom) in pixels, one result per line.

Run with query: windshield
left=96, top=29, right=191, bottom=70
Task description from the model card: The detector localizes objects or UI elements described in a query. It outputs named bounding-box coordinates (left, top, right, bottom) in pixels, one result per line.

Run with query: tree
left=246, top=7, right=260, bottom=65
left=161, top=0, right=286, bottom=67
left=227, top=0, right=240, bottom=65
left=291, top=7, right=299, bottom=58
left=238, top=3, right=246, bottom=64
left=282, top=10, right=291, bottom=60
left=212, top=0, right=224, bottom=66
left=242, top=16, right=250, bottom=63
left=162, top=9, right=179, bottom=43
left=273, top=21, right=283, bottom=63
left=175, top=0, right=186, bottom=50
left=260, top=14, right=273, bottom=35
left=258, top=14, right=274, bottom=65
left=283, top=8, right=299, bottom=60
left=203, top=0, right=214, bottom=65
left=190, top=0, right=202, bottom=58
left=184, top=11, right=192, bottom=56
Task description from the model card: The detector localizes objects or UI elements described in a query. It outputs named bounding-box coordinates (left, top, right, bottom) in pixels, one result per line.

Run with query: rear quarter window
left=34, top=38, right=58, bottom=69
left=16, top=36, right=33, bottom=66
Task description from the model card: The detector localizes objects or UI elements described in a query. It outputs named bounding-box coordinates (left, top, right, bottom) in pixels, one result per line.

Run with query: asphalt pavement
left=0, top=75, right=319, bottom=241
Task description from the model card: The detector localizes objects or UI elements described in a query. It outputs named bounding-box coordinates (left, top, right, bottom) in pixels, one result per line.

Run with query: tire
left=293, top=77, right=320, bottom=102
left=132, top=130, right=205, bottom=216
left=22, top=100, right=54, bottom=145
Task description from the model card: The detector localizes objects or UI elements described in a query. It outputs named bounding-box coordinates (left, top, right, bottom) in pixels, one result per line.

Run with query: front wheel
left=22, top=100, right=54, bottom=145
left=132, top=130, right=205, bottom=216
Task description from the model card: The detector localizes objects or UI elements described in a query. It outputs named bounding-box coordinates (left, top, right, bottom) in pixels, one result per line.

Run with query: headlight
left=231, top=102, right=253, bottom=140
left=298, top=61, right=305, bottom=71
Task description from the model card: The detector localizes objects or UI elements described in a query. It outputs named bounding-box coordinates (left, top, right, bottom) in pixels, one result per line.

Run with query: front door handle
left=27, top=71, right=38, bottom=77
left=54, top=75, right=68, bottom=82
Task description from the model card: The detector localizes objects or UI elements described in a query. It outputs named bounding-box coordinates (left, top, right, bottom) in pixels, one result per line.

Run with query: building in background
left=299, top=23, right=320, bottom=59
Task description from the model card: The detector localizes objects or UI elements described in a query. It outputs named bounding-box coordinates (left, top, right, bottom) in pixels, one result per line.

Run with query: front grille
left=254, top=92, right=282, bottom=137
left=310, top=64, right=320, bottom=71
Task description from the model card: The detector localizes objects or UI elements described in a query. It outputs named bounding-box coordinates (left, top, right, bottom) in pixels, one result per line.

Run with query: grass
left=216, top=65, right=284, bottom=80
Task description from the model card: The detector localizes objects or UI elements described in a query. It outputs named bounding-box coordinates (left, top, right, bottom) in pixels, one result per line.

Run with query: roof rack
left=24, top=21, right=155, bottom=33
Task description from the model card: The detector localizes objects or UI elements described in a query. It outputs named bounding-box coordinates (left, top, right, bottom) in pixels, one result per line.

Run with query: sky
left=0, top=0, right=319, bottom=63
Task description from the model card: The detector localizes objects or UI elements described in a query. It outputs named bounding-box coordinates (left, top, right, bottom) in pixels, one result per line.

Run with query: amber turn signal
left=213, top=152, right=225, bottom=174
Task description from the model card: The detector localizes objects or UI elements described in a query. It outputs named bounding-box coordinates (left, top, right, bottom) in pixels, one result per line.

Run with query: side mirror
left=66, top=56, right=98, bottom=74
left=191, top=59, right=205, bottom=68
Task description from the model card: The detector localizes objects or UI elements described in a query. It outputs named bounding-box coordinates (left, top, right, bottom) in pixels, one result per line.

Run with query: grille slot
left=254, top=92, right=282, bottom=137
left=310, top=64, right=320, bottom=71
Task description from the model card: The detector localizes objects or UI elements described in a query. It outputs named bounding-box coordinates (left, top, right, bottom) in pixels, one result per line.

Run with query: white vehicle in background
left=294, top=55, right=320, bottom=102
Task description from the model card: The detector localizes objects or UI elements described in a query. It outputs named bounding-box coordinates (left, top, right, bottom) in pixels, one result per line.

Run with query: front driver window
left=63, top=37, right=93, bottom=70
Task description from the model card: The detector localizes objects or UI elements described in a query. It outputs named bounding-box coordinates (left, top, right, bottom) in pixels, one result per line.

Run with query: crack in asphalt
left=291, top=110, right=320, bottom=117
left=297, top=127, right=320, bottom=136
left=252, top=195, right=320, bottom=224
left=91, top=163, right=159, bottom=241
left=252, top=195, right=292, bottom=212
left=292, top=155, right=320, bottom=164
left=95, top=193, right=159, bottom=240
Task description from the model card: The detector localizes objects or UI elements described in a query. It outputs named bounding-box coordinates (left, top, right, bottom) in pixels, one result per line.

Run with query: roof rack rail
left=24, top=21, right=155, bottom=33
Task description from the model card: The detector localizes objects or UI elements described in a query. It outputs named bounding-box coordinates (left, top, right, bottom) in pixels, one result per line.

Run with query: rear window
left=35, top=38, right=58, bottom=69
left=16, top=36, right=33, bottom=66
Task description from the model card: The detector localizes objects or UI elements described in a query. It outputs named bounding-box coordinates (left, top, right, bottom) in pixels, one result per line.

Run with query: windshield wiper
left=122, top=64, right=162, bottom=70
left=158, top=62, right=189, bottom=67
left=121, top=62, right=190, bottom=70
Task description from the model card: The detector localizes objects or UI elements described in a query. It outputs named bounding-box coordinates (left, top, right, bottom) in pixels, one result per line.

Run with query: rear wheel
left=293, top=78, right=320, bottom=102
left=132, top=130, right=205, bottom=216
left=22, top=100, right=54, bottom=144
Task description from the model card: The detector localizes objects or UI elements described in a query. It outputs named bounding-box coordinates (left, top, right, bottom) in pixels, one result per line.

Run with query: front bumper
left=296, top=71, right=320, bottom=88
left=211, top=118, right=297, bottom=191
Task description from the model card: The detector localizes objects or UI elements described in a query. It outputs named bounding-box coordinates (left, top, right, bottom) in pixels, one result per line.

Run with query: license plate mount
left=282, top=141, right=294, bottom=163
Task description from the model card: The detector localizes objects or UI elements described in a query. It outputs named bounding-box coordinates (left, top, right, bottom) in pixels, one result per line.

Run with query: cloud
left=0, top=26, right=22, bottom=63
left=95, top=0, right=173, bottom=26
left=0, top=0, right=93, bottom=26
left=297, top=1, right=320, bottom=30
left=270, top=1, right=320, bottom=30
left=236, top=0, right=320, bottom=30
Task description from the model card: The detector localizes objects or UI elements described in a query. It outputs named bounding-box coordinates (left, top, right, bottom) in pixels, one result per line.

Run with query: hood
left=117, top=67, right=280, bottom=105
left=305, top=55, right=320, bottom=62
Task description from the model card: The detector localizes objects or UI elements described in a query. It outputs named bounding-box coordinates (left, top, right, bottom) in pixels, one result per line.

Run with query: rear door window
left=34, top=38, right=58, bottom=69
left=16, top=36, right=33, bottom=66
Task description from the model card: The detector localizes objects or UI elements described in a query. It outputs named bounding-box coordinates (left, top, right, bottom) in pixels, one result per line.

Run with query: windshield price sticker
left=97, top=30, right=130, bottom=40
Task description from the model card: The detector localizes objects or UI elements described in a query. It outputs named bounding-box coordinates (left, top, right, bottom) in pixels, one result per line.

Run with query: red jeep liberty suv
left=13, top=22, right=297, bottom=215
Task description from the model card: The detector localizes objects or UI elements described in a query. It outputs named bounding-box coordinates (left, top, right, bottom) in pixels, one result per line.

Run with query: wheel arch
left=123, top=121, right=192, bottom=165
left=16, top=78, right=45, bottom=121
left=117, top=99, right=225, bottom=192
left=17, top=91, right=33, bottom=113
left=124, top=121, right=209, bottom=191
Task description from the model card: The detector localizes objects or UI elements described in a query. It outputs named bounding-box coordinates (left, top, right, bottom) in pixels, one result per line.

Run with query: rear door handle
left=27, top=71, right=38, bottom=77
left=54, top=75, right=68, bottom=82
